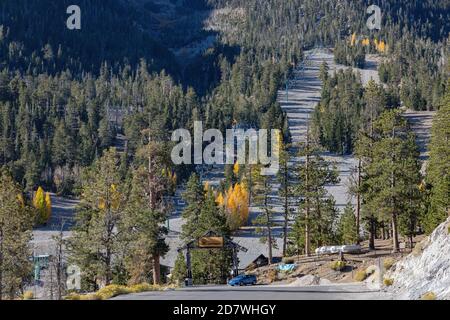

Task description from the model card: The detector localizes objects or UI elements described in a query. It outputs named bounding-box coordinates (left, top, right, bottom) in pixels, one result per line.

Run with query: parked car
left=228, top=274, right=257, bottom=286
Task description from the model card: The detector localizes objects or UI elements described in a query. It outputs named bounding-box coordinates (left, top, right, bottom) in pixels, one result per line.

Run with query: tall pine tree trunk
left=152, top=254, right=161, bottom=285
left=316, top=199, right=322, bottom=248
left=267, top=218, right=273, bottom=265
left=305, top=206, right=311, bottom=256
left=265, top=192, right=273, bottom=264
left=148, top=153, right=162, bottom=285
left=305, top=130, right=311, bottom=257
left=392, top=212, right=400, bottom=253
left=409, top=234, right=414, bottom=252
left=282, top=166, right=289, bottom=257
left=283, top=203, right=288, bottom=257
left=369, top=216, right=376, bottom=250
left=391, top=125, right=399, bottom=253
left=356, top=159, right=361, bottom=244
left=105, top=246, right=112, bottom=286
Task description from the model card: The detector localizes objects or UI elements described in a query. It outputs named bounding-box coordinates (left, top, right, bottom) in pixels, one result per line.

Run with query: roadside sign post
left=178, top=231, right=247, bottom=287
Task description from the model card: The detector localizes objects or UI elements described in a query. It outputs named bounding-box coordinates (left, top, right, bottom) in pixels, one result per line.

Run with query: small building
left=245, top=254, right=269, bottom=271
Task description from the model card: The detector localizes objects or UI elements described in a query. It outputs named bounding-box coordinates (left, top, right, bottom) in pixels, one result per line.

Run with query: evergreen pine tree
left=277, top=139, right=293, bottom=256
left=252, top=166, right=277, bottom=264
left=291, top=128, right=339, bottom=256
left=423, top=83, right=450, bottom=233
left=360, top=110, right=422, bottom=253
left=181, top=173, right=205, bottom=241
left=337, top=203, right=359, bottom=244
left=0, top=169, right=33, bottom=300
left=68, top=148, right=126, bottom=289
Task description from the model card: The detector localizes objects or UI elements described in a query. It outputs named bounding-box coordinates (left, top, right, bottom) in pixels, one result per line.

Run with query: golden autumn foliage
left=65, top=283, right=164, bottom=300
left=162, top=168, right=177, bottom=187
left=349, top=34, right=387, bottom=53
left=350, top=32, right=357, bottom=46
left=33, top=186, right=44, bottom=210
left=216, top=192, right=224, bottom=207
left=216, top=183, right=249, bottom=230
left=17, top=193, right=25, bottom=207
left=98, top=184, right=121, bottom=210
left=170, top=172, right=177, bottom=186
left=45, top=192, right=52, bottom=222
left=233, top=162, right=240, bottom=175
left=373, top=39, right=387, bottom=53
left=33, top=186, right=51, bottom=224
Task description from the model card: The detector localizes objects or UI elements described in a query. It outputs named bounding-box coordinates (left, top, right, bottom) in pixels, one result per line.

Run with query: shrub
left=383, top=278, right=394, bottom=286
left=97, top=284, right=130, bottom=299
left=65, top=293, right=81, bottom=300
left=64, top=283, right=159, bottom=300
left=81, top=293, right=102, bottom=300
left=383, top=258, right=395, bottom=270
left=330, top=261, right=346, bottom=271
left=65, top=293, right=101, bottom=300
left=282, top=257, right=295, bottom=264
left=22, top=291, right=34, bottom=300
left=267, top=269, right=278, bottom=283
left=420, top=292, right=437, bottom=300
left=354, top=269, right=368, bottom=282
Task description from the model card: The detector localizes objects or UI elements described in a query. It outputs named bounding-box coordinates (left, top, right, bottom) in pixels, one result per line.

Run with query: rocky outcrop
left=387, top=217, right=450, bottom=300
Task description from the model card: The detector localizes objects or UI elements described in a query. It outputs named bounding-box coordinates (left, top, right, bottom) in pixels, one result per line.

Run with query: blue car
left=228, top=274, right=257, bottom=286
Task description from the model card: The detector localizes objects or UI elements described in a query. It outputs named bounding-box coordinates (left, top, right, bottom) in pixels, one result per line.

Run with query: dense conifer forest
left=0, top=0, right=448, bottom=298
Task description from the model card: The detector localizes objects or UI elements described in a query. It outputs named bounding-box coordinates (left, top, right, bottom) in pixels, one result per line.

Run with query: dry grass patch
left=22, top=291, right=34, bottom=300
left=354, top=269, right=368, bottom=282
left=383, top=278, right=394, bottom=286
left=420, top=292, right=437, bottom=300
left=383, top=258, right=395, bottom=270
left=330, top=261, right=346, bottom=271
left=65, top=283, right=162, bottom=300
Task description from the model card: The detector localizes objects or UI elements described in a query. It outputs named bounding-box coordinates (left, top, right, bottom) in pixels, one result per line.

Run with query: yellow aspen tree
left=44, top=192, right=52, bottom=222
left=378, top=40, right=386, bottom=53
left=350, top=33, right=357, bottom=46
left=171, top=172, right=177, bottom=185
left=222, top=183, right=250, bottom=230
left=216, top=192, right=225, bottom=207
left=233, top=162, right=239, bottom=175
left=33, top=186, right=46, bottom=224
left=17, top=194, right=25, bottom=207
left=237, top=185, right=249, bottom=224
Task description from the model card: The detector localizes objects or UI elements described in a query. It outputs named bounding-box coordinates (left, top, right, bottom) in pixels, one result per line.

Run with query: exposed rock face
left=287, top=275, right=331, bottom=287
left=388, top=217, right=450, bottom=300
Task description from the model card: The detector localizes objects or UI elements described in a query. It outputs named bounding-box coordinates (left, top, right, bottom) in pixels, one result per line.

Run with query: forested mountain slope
left=0, top=0, right=449, bottom=298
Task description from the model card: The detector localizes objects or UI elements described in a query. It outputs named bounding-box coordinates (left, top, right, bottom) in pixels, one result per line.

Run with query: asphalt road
left=113, top=283, right=390, bottom=300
